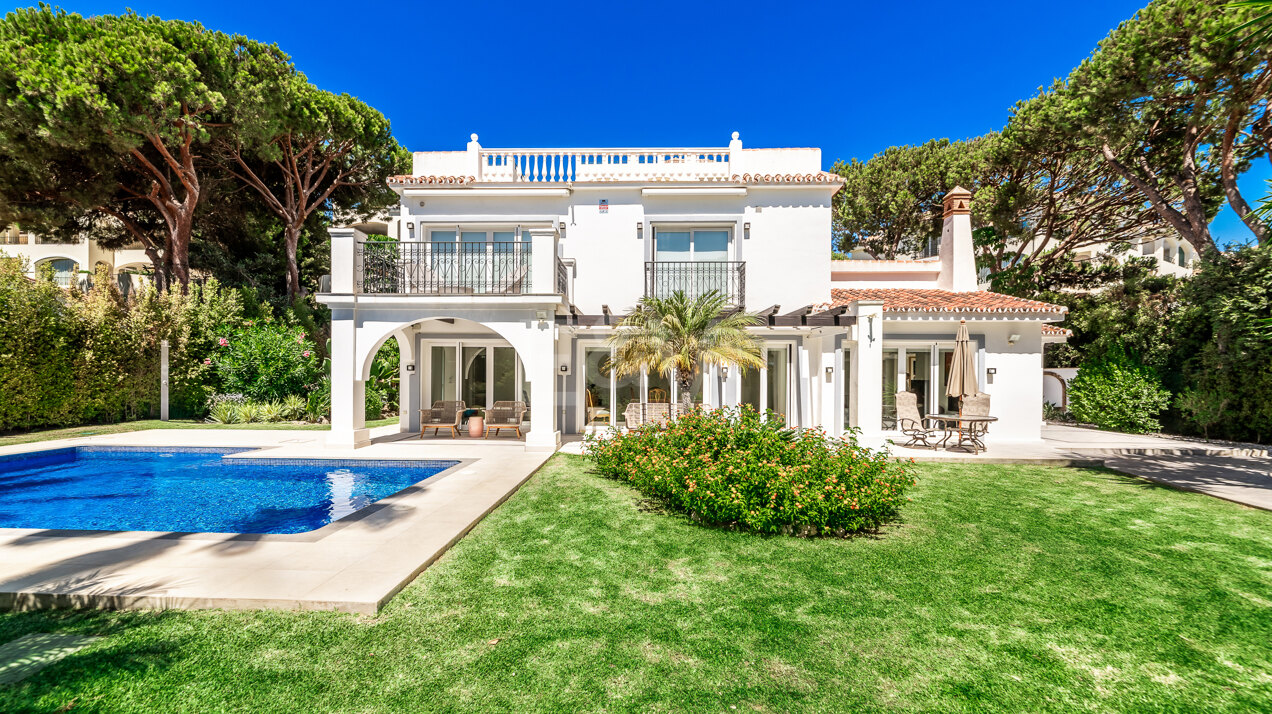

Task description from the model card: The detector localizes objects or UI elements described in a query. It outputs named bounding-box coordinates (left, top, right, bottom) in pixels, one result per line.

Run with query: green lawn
left=1, top=455, right=1270, bottom=712
left=0, top=417, right=401, bottom=448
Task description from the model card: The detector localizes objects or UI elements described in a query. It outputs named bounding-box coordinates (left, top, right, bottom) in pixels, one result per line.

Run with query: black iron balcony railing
left=556, top=256, right=569, bottom=296
left=358, top=240, right=533, bottom=295
left=644, top=261, right=745, bottom=306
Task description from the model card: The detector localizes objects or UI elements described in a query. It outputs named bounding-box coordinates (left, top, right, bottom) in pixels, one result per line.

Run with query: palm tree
left=608, top=290, right=765, bottom=416
left=1227, top=1, right=1272, bottom=45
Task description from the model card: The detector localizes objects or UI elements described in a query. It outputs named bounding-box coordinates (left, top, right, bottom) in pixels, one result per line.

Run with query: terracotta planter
left=467, top=415, right=484, bottom=438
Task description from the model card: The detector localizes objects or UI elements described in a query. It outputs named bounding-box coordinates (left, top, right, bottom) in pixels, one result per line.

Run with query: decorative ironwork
left=644, top=261, right=745, bottom=306
left=357, top=240, right=533, bottom=295
left=556, top=257, right=569, bottom=297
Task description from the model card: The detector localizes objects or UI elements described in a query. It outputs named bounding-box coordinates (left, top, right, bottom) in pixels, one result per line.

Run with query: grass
left=1, top=455, right=1270, bottom=712
left=0, top=417, right=401, bottom=448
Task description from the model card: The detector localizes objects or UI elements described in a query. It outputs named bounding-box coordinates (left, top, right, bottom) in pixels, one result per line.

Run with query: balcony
left=644, top=261, right=745, bottom=306
left=347, top=236, right=569, bottom=298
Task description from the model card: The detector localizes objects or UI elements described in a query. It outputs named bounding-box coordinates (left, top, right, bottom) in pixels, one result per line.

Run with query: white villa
left=318, top=133, right=1068, bottom=451
left=0, top=224, right=153, bottom=293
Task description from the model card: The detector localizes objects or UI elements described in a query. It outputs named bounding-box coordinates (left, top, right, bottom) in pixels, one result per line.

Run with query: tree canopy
left=0, top=6, right=406, bottom=296
left=832, top=0, right=1272, bottom=274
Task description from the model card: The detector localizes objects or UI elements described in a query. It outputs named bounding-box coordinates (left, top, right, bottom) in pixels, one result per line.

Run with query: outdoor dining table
left=926, top=414, right=999, bottom=454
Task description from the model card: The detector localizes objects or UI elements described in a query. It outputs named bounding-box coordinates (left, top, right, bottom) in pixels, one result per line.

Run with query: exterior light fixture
left=559, top=221, right=566, bottom=231
left=986, top=368, right=997, bottom=375
left=406, top=222, right=415, bottom=240
left=825, top=366, right=833, bottom=378
left=744, top=222, right=751, bottom=239
left=636, top=221, right=643, bottom=240
left=405, top=364, right=416, bottom=373
left=1008, top=334, right=1020, bottom=345
left=721, top=365, right=730, bottom=380
left=866, top=315, right=875, bottom=343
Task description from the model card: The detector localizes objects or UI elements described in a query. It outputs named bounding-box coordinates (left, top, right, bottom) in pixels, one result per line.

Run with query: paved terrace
left=0, top=426, right=550, bottom=614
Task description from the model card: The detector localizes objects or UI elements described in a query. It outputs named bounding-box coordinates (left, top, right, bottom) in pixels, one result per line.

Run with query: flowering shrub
left=208, top=323, right=321, bottom=402
left=584, top=406, right=917, bottom=536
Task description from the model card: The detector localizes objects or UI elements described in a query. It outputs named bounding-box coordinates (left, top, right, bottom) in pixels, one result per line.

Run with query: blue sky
left=28, top=0, right=1270, bottom=247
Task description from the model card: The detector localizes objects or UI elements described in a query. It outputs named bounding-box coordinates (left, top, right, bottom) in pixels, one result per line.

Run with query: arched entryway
left=329, top=306, right=559, bottom=451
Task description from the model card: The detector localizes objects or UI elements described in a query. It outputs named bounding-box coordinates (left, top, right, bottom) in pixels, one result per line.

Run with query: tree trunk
left=1099, top=142, right=1215, bottom=254
left=168, top=210, right=194, bottom=291
left=678, top=373, right=695, bottom=417
left=284, top=222, right=302, bottom=302
left=1221, top=112, right=1270, bottom=245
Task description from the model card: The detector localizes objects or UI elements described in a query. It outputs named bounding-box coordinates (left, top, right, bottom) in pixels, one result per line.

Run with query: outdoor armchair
left=485, top=401, right=527, bottom=438
left=420, top=400, right=465, bottom=438
left=895, top=391, right=937, bottom=448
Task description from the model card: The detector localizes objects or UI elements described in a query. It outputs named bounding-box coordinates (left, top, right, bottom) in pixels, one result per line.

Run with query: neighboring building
left=0, top=225, right=154, bottom=293
left=319, top=133, right=1067, bottom=450
left=1009, top=232, right=1198, bottom=279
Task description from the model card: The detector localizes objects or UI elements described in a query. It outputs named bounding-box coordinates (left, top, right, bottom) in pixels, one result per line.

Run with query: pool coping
left=0, top=428, right=553, bottom=614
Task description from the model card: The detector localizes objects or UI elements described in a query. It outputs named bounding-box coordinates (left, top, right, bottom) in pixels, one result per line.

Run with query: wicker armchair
left=420, top=400, right=465, bottom=438
left=962, top=393, right=991, bottom=417
left=895, top=391, right=936, bottom=448
left=485, top=401, right=527, bottom=438
left=622, top=402, right=676, bottom=428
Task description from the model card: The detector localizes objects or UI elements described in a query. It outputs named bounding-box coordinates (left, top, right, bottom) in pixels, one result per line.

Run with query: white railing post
left=528, top=227, right=557, bottom=294
left=728, top=131, right=743, bottom=176
left=330, top=228, right=357, bottom=293
left=467, top=133, right=483, bottom=180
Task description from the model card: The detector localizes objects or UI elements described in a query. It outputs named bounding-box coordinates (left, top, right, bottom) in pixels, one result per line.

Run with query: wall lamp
left=636, top=221, right=643, bottom=240
left=744, top=222, right=751, bottom=239
left=1008, top=333, right=1020, bottom=346
left=867, top=314, right=876, bottom=344
left=825, top=366, right=834, bottom=379
left=721, top=365, right=730, bottom=380
left=405, top=364, right=416, bottom=373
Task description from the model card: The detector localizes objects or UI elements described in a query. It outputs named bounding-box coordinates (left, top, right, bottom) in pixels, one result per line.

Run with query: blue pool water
left=0, top=447, right=458, bottom=534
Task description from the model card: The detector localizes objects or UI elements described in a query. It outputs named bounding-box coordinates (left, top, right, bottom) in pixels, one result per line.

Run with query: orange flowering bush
left=584, top=406, right=916, bottom=536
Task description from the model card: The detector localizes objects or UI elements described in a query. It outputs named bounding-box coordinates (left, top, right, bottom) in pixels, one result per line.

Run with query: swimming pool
left=0, top=447, right=460, bottom=534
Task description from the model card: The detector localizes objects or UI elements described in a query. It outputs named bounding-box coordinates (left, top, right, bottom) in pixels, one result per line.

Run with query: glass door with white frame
left=652, top=228, right=731, bottom=300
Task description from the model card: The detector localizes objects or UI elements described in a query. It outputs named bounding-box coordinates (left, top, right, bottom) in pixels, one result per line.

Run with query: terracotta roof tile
left=1042, top=324, right=1073, bottom=336
left=830, top=288, right=1066, bottom=314
left=388, top=175, right=475, bottom=185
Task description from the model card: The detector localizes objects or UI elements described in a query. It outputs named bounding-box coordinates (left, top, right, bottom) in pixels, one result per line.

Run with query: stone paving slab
left=0, top=428, right=551, bottom=614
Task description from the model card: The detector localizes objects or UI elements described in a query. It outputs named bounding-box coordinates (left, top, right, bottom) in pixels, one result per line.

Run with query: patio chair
left=485, top=401, right=527, bottom=438
left=586, top=390, right=611, bottom=424
left=648, top=388, right=669, bottom=403
left=963, top=393, right=990, bottom=417
left=896, top=391, right=937, bottom=448
left=622, top=401, right=673, bottom=428
left=420, top=400, right=465, bottom=438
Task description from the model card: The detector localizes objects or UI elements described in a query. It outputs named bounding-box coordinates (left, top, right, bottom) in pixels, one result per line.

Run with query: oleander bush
left=207, top=322, right=321, bottom=402
left=584, top=406, right=917, bottom=536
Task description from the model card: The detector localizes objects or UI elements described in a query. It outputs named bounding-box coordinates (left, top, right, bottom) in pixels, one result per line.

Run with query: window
left=653, top=228, right=730, bottom=262
left=650, top=227, right=733, bottom=300
left=41, top=258, right=78, bottom=288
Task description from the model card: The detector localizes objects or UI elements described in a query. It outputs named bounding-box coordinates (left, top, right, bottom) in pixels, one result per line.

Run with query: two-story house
left=319, top=133, right=1066, bottom=451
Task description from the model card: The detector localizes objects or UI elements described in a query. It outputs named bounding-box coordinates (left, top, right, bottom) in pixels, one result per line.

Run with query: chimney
left=938, top=186, right=977, bottom=292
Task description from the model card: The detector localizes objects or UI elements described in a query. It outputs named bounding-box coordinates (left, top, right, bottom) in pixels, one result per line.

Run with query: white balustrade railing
left=477, top=148, right=731, bottom=183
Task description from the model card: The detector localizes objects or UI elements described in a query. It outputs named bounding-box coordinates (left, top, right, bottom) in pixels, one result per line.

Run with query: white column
left=398, top=331, right=420, bottom=434
left=328, top=309, right=369, bottom=448
left=819, top=335, right=838, bottom=432
left=330, top=228, right=357, bottom=293
left=528, top=227, right=557, bottom=295
left=853, top=301, right=885, bottom=436
left=523, top=322, right=560, bottom=452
